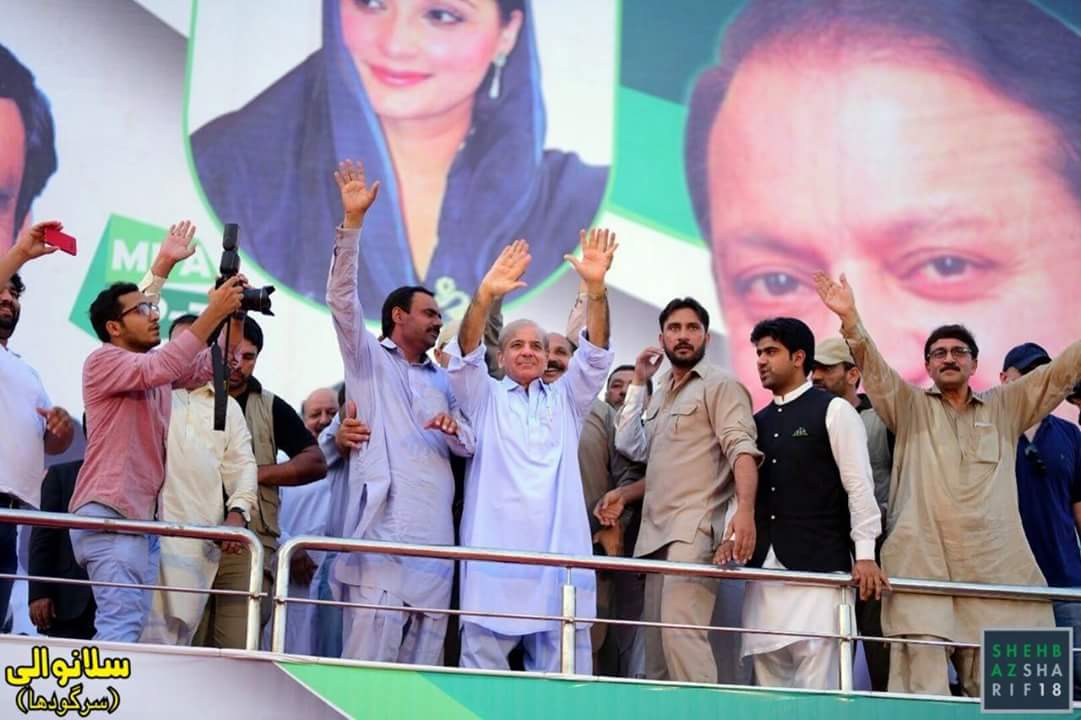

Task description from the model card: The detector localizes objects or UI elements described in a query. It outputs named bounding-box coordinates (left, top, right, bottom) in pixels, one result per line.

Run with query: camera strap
left=212, top=325, right=228, bottom=432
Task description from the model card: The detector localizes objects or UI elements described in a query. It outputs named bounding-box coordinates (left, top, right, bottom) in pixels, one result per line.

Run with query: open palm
left=813, top=272, right=856, bottom=318
left=480, top=239, right=531, bottom=298
left=158, top=221, right=198, bottom=265
left=335, top=159, right=380, bottom=216
left=565, top=228, right=617, bottom=288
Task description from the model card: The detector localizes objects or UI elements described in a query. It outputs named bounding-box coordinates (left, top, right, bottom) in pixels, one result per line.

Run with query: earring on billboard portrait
left=488, top=53, right=507, bottom=100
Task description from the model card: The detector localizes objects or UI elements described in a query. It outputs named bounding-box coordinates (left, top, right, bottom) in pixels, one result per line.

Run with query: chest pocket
left=665, top=402, right=701, bottom=438
left=970, top=422, right=1000, bottom=464
left=413, top=384, right=450, bottom=425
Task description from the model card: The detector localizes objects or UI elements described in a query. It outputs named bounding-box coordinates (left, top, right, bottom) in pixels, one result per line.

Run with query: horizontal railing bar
left=0, top=571, right=263, bottom=599
left=279, top=535, right=1081, bottom=604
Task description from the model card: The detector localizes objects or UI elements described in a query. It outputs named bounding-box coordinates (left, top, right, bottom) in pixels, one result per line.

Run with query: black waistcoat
left=748, top=386, right=852, bottom=573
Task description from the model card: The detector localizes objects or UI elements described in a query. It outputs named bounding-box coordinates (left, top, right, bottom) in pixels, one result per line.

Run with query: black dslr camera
left=217, top=223, right=275, bottom=315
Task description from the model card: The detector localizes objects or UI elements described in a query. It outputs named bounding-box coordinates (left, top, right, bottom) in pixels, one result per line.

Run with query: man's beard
left=665, top=342, right=706, bottom=369
left=0, top=305, right=18, bottom=338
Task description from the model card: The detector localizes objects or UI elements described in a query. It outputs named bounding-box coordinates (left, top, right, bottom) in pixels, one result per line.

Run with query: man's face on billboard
left=0, top=98, right=26, bottom=253
left=706, top=50, right=1081, bottom=406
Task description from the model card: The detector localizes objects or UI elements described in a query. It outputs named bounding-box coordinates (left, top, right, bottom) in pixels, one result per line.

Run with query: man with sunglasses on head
left=69, top=221, right=245, bottom=642
left=1001, top=343, right=1081, bottom=700
left=814, top=272, right=1081, bottom=697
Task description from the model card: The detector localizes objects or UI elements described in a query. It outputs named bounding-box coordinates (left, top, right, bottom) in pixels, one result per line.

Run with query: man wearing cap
left=814, top=271, right=1081, bottom=696
left=810, top=335, right=893, bottom=691
left=1001, top=343, right=1081, bottom=700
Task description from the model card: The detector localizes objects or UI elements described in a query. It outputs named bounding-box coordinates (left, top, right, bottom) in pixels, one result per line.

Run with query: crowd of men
left=1, top=158, right=1080, bottom=698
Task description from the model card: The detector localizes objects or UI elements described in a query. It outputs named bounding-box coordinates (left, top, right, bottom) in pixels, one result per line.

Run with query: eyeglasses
left=119, top=302, right=160, bottom=319
left=927, top=346, right=973, bottom=361
left=1024, top=444, right=1046, bottom=475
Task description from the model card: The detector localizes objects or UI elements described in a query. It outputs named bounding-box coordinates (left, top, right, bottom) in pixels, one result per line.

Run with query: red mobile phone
left=43, top=227, right=77, bottom=255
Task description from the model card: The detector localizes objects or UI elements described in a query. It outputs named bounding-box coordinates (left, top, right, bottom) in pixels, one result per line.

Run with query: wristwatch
left=227, top=506, right=251, bottom=525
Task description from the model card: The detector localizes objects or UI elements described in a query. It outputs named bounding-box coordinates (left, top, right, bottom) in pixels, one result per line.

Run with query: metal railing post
left=271, top=537, right=296, bottom=654
left=244, top=540, right=265, bottom=651
left=560, top=566, right=576, bottom=675
left=837, top=586, right=854, bottom=693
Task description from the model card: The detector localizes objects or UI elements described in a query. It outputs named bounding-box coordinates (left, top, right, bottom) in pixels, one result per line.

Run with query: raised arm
left=1000, top=339, right=1081, bottom=432
left=327, top=159, right=383, bottom=382
left=564, top=228, right=617, bottom=349
left=814, top=272, right=916, bottom=431
left=459, top=239, right=531, bottom=355
left=0, top=220, right=63, bottom=292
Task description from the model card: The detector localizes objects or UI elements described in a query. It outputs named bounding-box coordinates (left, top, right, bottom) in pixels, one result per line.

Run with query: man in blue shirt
left=1001, top=342, right=1081, bottom=699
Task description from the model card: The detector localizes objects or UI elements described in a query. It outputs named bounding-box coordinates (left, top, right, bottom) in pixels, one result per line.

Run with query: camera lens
left=240, top=285, right=275, bottom=315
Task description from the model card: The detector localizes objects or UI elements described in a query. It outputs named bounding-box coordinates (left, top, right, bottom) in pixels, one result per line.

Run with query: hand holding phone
left=43, top=227, right=77, bottom=256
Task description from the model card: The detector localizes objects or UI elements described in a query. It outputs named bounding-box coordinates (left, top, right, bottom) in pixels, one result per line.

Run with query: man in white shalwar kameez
left=446, top=230, right=618, bottom=673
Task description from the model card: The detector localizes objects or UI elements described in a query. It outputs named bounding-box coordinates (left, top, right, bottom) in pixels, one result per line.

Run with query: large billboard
left=3, top=0, right=1080, bottom=413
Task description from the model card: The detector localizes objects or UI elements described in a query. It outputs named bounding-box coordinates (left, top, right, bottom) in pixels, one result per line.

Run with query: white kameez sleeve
left=614, top=383, right=650, bottom=463
left=825, top=397, right=881, bottom=560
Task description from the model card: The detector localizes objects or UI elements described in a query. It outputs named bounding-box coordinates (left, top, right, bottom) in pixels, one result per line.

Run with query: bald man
left=277, top=386, right=342, bottom=654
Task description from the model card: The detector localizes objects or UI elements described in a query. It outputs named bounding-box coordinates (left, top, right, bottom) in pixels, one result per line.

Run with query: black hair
left=168, top=313, right=199, bottom=339
left=7, top=272, right=24, bottom=297
left=658, top=297, right=710, bottom=332
left=608, top=364, right=635, bottom=386
left=0, top=44, right=58, bottom=236
left=243, top=315, right=264, bottom=353
left=88, top=282, right=139, bottom=343
left=750, top=317, right=816, bottom=374
left=496, top=0, right=525, bottom=22
left=685, top=0, right=1081, bottom=243
left=924, top=324, right=979, bottom=360
left=380, top=285, right=435, bottom=339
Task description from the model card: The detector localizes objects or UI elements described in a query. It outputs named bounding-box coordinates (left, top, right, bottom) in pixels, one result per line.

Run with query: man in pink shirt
left=69, top=221, right=244, bottom=642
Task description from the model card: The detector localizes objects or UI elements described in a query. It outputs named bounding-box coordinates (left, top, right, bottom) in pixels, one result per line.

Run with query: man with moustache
left=685, top=0, right=1081, bottom=410
left=278, top=386, right=341, bottom=655
left=815, top=271, right=1081, bottom=696
left=737, top=317, right=884, bottom=690
left=0, top=221, right=74, bottom=626
left=597, top=297, right=761, bottom=684
left=542, top=333, right=576, bottom=384
left=327, top=160, right=474, bottom=665
left=445, top=229, right=616, bottom=673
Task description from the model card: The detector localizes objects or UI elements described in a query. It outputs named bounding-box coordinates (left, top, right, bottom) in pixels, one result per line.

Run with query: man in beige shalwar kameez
left=814, top=272, right=1081, bottom=697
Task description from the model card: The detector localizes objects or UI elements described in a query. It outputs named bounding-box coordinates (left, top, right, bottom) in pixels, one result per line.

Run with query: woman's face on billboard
left=340, top=0, right=522, bottom=122
left=706, top=49, right=1081, bottom=406
left=0, top=99, right=26, bottom=252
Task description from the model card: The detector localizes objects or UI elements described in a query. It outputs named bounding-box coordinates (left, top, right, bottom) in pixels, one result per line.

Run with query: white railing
left=0, top=509, right=264, bottom=650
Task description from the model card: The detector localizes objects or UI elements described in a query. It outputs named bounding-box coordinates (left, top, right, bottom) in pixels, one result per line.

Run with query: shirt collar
left=925, top=384, right=985, bottom=405
left=499, top=374, right=548, bottom=395
left=772, top=379, right=814, bottom=406
left=666, top=358, right=715, bottom=392
left=380, top=337, right=435, bottom=370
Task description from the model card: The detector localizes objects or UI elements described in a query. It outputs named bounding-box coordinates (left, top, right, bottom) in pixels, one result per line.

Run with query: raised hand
left=565, top=227, right=617, bottom=293
left=13, top=220, right=64, bottom=261
left=152, top=220, right=198, bottom=277
left=478, top=239, right=531, bottom=300
left=206, top=275, right=245, bottom=321
left=335, top=159, right=381, bottom=226
left=813, top=272, right=857, bottom=323
left=633, top=346, right=664, bottom=386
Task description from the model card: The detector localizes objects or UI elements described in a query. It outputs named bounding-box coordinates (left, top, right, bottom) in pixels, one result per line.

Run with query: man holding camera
left=69, top=221, right=245, bottom=642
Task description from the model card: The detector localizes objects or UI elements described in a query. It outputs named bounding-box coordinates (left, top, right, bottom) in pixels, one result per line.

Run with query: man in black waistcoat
left=729, top=317, right=887, bottom=689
